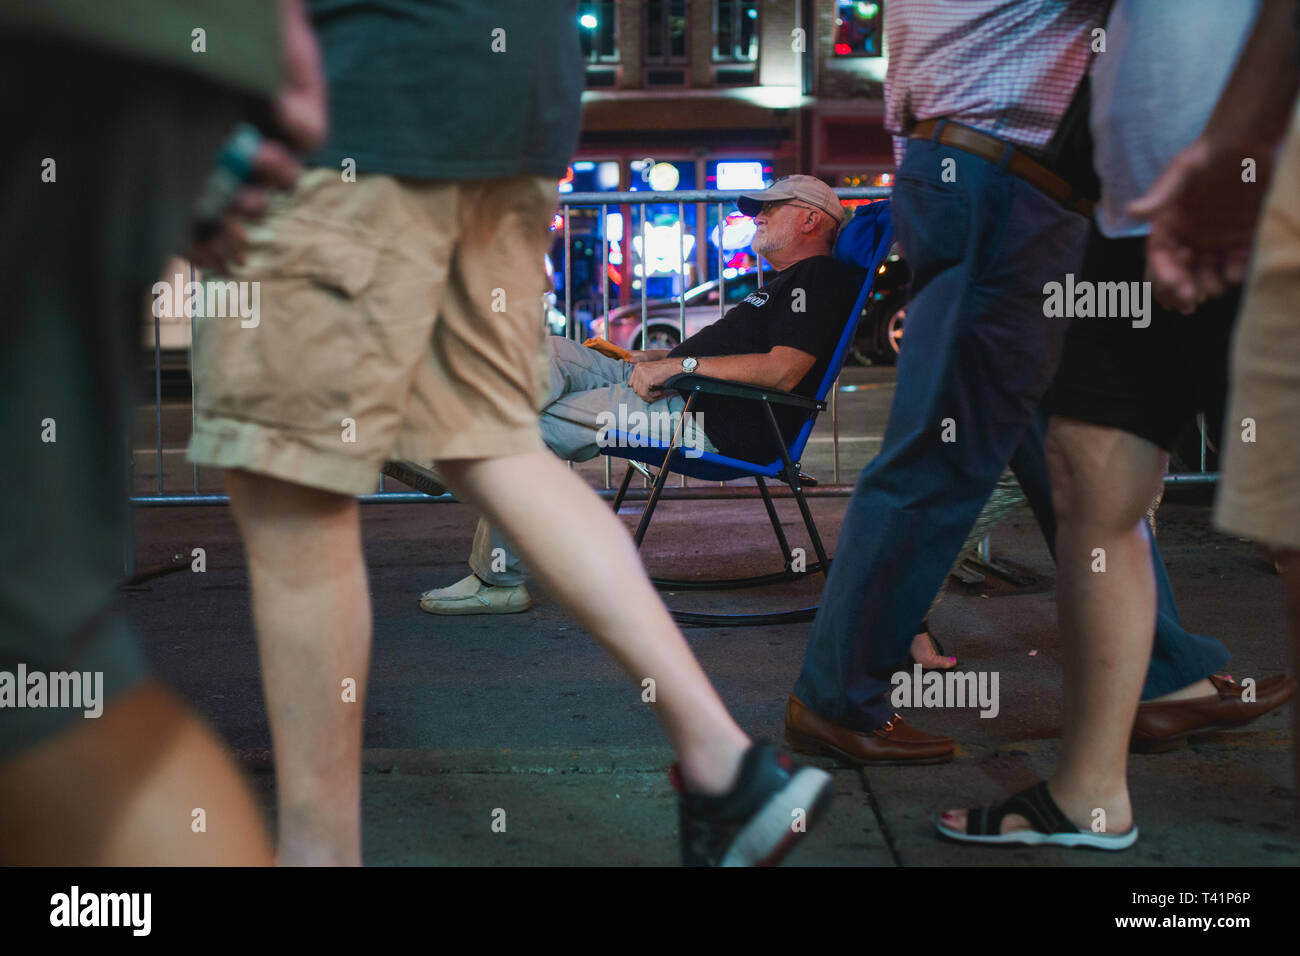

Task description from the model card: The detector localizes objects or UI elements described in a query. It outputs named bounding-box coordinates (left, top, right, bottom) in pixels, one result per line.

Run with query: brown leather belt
left=910, top=118, right=1095, bottom=217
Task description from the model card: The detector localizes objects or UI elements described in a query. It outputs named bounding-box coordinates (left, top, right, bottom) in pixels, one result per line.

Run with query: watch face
left=682, top=357, right=698, bottom=372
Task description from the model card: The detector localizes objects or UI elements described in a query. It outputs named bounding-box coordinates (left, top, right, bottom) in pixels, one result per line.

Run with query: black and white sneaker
left=382, top=460, right=447, bottom=497
left=672, top=742, right=833, bottom=866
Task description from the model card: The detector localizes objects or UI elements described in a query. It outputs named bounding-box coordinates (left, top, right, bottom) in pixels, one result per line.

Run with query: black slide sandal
left=936, top=781, right=1138, bottom=850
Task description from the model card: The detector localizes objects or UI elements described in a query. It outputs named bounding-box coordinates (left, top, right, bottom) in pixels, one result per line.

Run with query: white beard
left=751, top=219, right=798, bottom=260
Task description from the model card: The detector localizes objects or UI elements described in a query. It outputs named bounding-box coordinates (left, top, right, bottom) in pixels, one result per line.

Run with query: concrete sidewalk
left=124, top=491, right=1299, bottom=866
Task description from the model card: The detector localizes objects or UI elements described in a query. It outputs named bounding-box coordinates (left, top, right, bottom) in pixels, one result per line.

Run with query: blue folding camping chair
left=601, top=200, right=895, bottom=625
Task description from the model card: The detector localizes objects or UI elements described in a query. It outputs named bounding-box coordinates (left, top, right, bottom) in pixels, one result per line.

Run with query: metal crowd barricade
left=128, top=184, right=1216, bottom=520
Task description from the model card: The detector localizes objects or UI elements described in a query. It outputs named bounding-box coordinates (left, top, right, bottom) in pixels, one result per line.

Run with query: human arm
left=191, top=0, right=327, bottom=271
left=627, top=347, right=815, bottom=402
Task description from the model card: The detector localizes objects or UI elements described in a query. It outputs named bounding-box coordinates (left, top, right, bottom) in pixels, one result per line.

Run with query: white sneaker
left=419, top=574, right=531, bottom=615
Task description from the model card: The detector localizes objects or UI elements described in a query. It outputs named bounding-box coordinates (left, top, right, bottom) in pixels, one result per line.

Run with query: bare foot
left=940, top=806, right=1033, bottom=836
left=910, top=631, right=956, bottom=670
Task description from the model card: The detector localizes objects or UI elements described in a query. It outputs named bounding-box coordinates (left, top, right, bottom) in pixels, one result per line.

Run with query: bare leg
left=226, top=470, right=371, bottom=866
left=943, top=418, right=1163, bottom=836
left=1046, top=420, right=1165, bottom=833
left=436, top=452, right=750, bottom=795
left=0, top=681, right=272, bottom=865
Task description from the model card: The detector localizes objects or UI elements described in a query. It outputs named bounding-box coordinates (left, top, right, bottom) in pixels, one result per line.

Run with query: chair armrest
left=663, top=373, right=826, bottom=411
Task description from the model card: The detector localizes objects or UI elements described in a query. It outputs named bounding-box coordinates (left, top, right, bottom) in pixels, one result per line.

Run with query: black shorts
left=1045, top=225, right=1239, bottom=453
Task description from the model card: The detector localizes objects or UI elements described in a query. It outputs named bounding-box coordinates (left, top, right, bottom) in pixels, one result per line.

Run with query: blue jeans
left=793, top=136, right=1229, bottom=732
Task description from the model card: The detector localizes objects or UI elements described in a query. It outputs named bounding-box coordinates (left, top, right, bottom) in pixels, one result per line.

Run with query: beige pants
left=1215, top=108, right=1300, bottom=551
left=188, top=169, right=558, bottom=495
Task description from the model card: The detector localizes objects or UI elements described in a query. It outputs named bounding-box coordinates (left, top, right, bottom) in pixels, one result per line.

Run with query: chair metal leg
left=756, top=476, right=794, bottom=566
left=611, top=462, right=635, bottom=513
left=659, top=451, right=830, bottom=625
left=651, top=473, right=825, bottom=589
left=790, top=480, right=831, bottom=578
left=631, top=394, right=694, bottom=546
left=622, top=400, right=834, bottom=626
left=654, top=404, right=830, bottom=627
left=764, top=403, right=832, bottom=579
left=633, top=461, right=672, bottom=546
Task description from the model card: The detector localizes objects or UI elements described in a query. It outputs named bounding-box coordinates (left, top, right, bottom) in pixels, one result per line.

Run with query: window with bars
left=714, top=0, right=758, bottom=63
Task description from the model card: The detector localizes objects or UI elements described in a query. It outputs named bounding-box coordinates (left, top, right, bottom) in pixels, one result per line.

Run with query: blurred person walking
left=189, top=0, right=831, bottom=867
left=941, top=0, right=1297, bottom=848
left=787, top=0, right=1288, bottom=770
left=0, top=0, right=324, bottom=864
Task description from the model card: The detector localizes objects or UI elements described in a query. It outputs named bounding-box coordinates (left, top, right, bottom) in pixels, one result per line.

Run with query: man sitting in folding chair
left=419, top=175, right=867, bottom=615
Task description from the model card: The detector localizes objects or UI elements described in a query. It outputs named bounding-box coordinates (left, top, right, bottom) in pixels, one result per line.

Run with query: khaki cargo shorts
left=1214, top=113, right=1300, bottom=552
left=188, top=168, right=557, bottom=495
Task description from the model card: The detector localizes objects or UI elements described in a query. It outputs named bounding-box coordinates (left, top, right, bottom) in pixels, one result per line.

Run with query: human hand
left=190, top=139, right=304, bottom=271
left=628, top=359, right=679, bottom=402
left=1127, top=136, right=1270, bottom=313
left=190, top=0, right=326, bottom=273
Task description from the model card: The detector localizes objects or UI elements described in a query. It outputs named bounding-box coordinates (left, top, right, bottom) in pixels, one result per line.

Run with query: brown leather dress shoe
left=784, top=694, right=955, bottom=765
left=1131, top=674, right=1297, bottom=753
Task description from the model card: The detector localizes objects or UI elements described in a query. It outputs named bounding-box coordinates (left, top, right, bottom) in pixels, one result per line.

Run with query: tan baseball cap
left=736, top=174, right=845, bottom=224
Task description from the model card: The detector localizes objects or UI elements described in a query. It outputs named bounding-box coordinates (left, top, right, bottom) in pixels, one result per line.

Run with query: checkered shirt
left=884, top=0, right=1111, bottom=166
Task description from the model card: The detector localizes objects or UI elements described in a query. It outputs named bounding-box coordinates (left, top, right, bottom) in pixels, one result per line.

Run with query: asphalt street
left=120, top=363, right=1299, bottom=865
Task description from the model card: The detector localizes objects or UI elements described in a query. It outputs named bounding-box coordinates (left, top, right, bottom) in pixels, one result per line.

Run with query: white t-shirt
left=1090, top=0, right=1261, bottom=238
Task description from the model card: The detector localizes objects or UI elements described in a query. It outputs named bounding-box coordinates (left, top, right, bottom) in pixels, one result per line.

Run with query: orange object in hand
left=583, top=336, right=634, bottom=362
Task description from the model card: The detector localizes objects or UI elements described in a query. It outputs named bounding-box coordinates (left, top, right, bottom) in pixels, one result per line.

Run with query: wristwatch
left=680, top=357, right=699, bottom=373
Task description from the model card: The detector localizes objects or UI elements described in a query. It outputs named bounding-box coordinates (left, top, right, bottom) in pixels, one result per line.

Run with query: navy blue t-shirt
left=669, top=255, right=866, bottom=462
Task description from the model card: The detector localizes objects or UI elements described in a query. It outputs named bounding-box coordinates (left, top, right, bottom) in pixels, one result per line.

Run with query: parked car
left=584, top=270, right=762, bottom=352
left=852, top=249, right=909, bottom=366
left=583, top=253, right=911, bottom=365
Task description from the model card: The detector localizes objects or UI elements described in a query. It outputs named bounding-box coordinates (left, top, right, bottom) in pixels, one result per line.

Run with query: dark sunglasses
left=757, top=199, right=822, bottom=217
